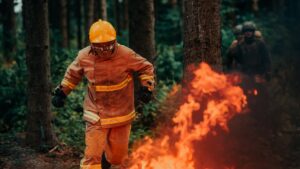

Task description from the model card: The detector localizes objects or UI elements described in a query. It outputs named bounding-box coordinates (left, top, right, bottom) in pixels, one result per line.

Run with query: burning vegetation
left=128, top=63, right=247, bottom=169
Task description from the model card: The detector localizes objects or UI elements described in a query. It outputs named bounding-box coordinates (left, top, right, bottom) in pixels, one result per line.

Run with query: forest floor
left=0, top=133, right=80, bottom=169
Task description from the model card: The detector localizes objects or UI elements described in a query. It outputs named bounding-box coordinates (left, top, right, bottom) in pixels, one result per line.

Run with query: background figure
left=223, top=24, right=243, bottom=71
left=223, top=21, right=268, bottom=73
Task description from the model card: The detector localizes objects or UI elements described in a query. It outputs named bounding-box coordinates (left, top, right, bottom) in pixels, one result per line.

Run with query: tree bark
left=100, top=0, right=107, bottom=20
left=49, top=0, right=59, bottom=28
left=94, top=0, right=100, bottom=20
left=183, top=0, right=221, bottom=80
left=85, top=0, right=95, bottom=45
left=59, top=0, right=68, bottom=48
left=169, top=0, right=177, bottom=8
left=67, top=0, right=73, bottom=48
left=2, top=0, right=16, bottom=65
left=129, top=0, right=155, bottom=109
left=94, top=0, right=107, bottom=20
left=129, top=0, right=155, bottom=62
left=76, top=0, right=83, bottom=49
left=123, top=0, right=129, bottom=30
left=115, top=0, right=121, bottom=34
left=23, top=0, right=57, bottom=148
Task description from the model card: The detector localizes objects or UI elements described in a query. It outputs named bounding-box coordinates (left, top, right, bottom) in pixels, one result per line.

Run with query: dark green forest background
left=0, top=0, right=300, bottom=168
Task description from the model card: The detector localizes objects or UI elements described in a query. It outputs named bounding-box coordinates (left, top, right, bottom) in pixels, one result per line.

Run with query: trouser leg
left=81, top=123, right=109, bottom=169
left=105, top=124, right=131, bottom=168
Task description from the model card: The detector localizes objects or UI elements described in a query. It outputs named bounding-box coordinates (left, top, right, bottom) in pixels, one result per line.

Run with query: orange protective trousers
left=80, top=123, right=131, bottom=169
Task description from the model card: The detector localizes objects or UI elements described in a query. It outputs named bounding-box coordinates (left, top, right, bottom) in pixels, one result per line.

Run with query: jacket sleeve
left=127, top=50, right=155, bottom=91
left=60, top=54, right=84, bottom=95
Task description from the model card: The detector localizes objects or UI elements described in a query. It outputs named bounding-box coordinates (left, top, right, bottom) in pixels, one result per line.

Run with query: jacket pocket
left=83, top=110, right=100, bottom=124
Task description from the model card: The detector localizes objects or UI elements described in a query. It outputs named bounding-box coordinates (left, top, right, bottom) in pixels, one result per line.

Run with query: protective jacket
left=60, top=44, right=154, bottom=128
left=235, top=39, right=270, bottom=75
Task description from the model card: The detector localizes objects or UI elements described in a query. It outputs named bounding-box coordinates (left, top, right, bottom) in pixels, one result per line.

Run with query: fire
left=128, top=63, right=247, bottom=169
left=247, top=89, right=258, bottom=96
left=253, top=89, right=258, bottom=95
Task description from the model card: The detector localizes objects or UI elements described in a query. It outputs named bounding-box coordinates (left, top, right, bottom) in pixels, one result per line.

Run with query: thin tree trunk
left=123, top=0, right=129, bottom=30
left=183, top=0, right=221, bottom=78
left=129, top=0, right=155, bottom=109
left=100, top=0, right=107, bottom=20
left=129, top=0, right=155, bottom=62
left=94, top=0, right=100, bottom=20
left=76, top=0, right=83, bottom=48
left=2, top=0, right=16, bottom=65
left=59, top=0, right=68, bottom=48
left=23, top=0, right=57, bottom=148
left=49, top=0, right=59, bottom=48
left=67, top=0, right=73, bottom=48
left=169, top=0, right=177, bottom=7
left=115, top=0, right=121, bottom=34
left=85, top=0, right=95, bottom=45
left=178, top=0, right=184, bottom=15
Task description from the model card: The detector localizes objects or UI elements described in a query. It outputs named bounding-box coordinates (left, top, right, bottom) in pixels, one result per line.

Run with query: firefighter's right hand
left=140, top=86, right=153, bottom=104
left=52, top=86, right=67, bottom=108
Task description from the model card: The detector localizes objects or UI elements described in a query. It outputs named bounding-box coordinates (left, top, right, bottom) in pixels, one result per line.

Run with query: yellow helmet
left=89, top=19, right=116, bottom=43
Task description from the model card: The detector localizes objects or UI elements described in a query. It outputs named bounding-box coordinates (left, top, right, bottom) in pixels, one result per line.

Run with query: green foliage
left=50, top=45, right=87, bottom=150
left=155, top=4, right=182, bottom=45
left=0, top=48, right=27, bottom=132
left=50, top=48, right=79, bottom=84
left=221, top=27, right=235, bottom=57
left=117, top=30, right=129, bottom=46
left=53, top=85, right=86, bottom=150
left=155, top=44, right=183, bottom=84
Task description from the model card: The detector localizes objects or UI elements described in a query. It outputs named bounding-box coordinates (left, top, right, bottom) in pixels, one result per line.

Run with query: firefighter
left=223, top=21, right=263, bottom=71
left=52, top=19, right=155, bottom=169
left=230, top=24, right=244, bottom=49
left=223, top=24, right=243, bottom=71
left=236, top=21, right=271, bottom=78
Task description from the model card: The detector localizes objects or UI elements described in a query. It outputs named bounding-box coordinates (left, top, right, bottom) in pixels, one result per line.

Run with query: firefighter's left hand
left=140, top=86, right=153, bottom=104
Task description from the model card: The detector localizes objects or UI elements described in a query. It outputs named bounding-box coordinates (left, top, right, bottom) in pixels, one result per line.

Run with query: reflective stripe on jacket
left=60, top=44, right=154, bottom=128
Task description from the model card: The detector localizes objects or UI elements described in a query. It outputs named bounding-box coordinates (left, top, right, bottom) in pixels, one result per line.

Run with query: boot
left=102, top=153, right=111, bottom=169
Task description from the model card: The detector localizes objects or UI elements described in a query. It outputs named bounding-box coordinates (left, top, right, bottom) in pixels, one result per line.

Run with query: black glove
left=52, top=86, right=67, bottom=108
left=140, top=86, right=153, bottom=104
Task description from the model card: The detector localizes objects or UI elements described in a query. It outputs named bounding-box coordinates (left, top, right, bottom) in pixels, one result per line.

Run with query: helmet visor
left=91, top=40, right=116, bottom=55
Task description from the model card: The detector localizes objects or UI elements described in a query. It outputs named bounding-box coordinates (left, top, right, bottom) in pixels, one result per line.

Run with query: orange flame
left=253, top=89, right=258, bottom=96
left=128, top=63, right=247, bottom=169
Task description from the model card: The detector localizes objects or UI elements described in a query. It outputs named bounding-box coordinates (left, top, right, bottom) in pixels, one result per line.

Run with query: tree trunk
left=49, top=0, right=59, bottom=28
left=178, top=0, right=184, bottom=15
left=67, top=0, right=73, bottom=48
left=85, top=0, right=95, bottom=45
left=169, top=0, right=177, bottom=7
left=94, top=0, right=107, bottom=21
left=129, top=0, right=155, bottom=62
left=23, top=0, right=58, bottom=148
left=100, top=0, right=107, bottom=20
left=123, top=0, right=129, bottom=30
left=115, top=0, right=121, bottom=34
left=94, top=0, right=100, bottom=20
left=59, top=0, right=68, bottom=48
left=76, top=0, right=83, bottom=49
left=183, top=0, right=221, bottom=80
left=129, top=0, right=155, bottom=109
left=2, top=0, right=16, bottom=65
